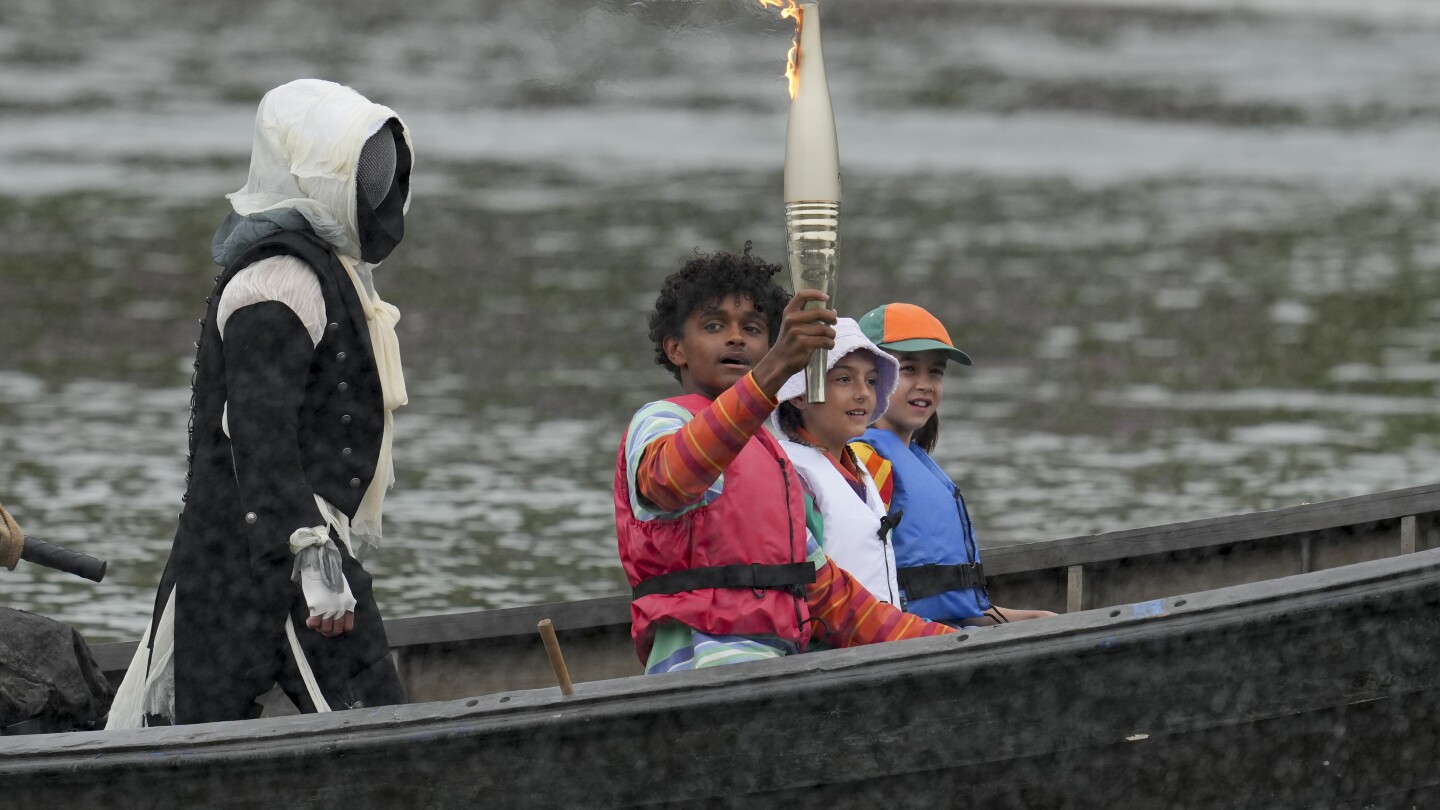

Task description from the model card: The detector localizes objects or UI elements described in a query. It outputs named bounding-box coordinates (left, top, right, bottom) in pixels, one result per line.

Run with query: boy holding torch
left=614, top=248, right=955, bottom=674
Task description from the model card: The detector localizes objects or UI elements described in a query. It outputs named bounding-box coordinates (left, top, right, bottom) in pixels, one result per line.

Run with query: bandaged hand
left=289, top=526, right=356, bottom=636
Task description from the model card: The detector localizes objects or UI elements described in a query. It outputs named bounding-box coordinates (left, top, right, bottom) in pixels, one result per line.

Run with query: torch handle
left=785, top=202, right=841, bottom=404
left=800, top=292, right=831, bottom=403
left=804, top=346, right=828, bottom=403
left=20, top=536, right=108, bottom=582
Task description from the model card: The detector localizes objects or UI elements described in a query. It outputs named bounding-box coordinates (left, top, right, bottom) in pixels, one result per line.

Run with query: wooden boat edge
left=8, top=542, right=1439, bottom=767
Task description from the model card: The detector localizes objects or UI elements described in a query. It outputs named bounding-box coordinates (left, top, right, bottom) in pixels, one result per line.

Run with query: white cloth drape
left=226, top=79, right=412, bottom=262
left=338, top=253, right=406, bottom=555
left=217, top=256, right=326, bottom=344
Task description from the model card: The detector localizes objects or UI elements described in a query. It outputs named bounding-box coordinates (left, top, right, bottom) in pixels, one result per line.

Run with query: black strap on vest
left=632, top=562, right=817, bottom=601
left=897, top=562, right=986, bottom=602
left=877, top=509, right=904, bottom=543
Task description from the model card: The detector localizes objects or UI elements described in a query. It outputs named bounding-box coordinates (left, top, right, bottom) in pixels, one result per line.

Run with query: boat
left=5, top=481, right=1440, bottom=808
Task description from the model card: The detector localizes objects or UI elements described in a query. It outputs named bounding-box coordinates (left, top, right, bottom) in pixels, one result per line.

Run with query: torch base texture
left=785, top=200, right=840, bottom=403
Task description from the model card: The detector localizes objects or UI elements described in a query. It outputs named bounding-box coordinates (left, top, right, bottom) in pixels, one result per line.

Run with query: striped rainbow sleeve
left=806, top=556, right=957, bottom=647
left=849, top=442, right=894, bottom=511
left=634, top=372, right=779, bottom=514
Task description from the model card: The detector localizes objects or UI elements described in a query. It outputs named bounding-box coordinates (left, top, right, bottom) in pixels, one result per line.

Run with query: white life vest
left=780, top=439, right=901, bottom=605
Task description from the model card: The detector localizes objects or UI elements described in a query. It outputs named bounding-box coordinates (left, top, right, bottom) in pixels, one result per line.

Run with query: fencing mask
left=355, top=120, right=409, bottom=264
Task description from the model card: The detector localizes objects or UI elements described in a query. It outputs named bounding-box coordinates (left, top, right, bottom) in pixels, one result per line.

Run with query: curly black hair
left=648, top=242, right=791, bottom=381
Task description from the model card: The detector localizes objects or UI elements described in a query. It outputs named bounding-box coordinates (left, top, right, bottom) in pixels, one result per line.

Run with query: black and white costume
left=110, top=80, right=413, bottom=725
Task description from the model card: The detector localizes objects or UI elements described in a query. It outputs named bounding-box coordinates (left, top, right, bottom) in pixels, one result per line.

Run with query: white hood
left=226, top=79, right=412, bottom=261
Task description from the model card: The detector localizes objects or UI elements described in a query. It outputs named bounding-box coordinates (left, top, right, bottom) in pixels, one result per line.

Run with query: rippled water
left=3, top=0, right=1440, bottom=642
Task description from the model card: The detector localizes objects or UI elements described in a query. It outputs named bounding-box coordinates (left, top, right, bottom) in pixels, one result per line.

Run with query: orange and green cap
left=858, top=303, right=972, bottom=365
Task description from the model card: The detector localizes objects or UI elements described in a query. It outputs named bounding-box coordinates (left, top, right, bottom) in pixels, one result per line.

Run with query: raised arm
left=634, top=371, right=778, bottom=513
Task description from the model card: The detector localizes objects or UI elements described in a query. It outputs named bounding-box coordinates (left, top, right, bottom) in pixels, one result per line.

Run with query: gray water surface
left=3, top=0, right=1440, bottom=642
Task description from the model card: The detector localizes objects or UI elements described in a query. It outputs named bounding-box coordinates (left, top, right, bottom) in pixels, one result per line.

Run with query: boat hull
left=5, top=547, right=1440, bottom=809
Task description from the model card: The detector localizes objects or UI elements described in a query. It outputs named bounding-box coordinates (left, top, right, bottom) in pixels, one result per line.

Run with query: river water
left=2, top=0, right=1440, bottom=642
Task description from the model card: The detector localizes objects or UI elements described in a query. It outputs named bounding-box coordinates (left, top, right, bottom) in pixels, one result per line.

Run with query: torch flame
left=757, top=0, right=803, bottom=99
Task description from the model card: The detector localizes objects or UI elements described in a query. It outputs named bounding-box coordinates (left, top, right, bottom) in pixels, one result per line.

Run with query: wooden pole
left=537, top=619, right=574, bottom=696
left=1066, top=564, right=1086, bottom=613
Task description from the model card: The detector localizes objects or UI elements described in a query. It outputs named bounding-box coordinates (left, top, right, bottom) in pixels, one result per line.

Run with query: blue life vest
left=855, top=428, right=991, bottom=622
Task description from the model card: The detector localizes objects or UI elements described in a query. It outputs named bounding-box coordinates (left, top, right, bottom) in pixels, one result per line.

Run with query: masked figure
left=109, top=79, right=412, bottom=725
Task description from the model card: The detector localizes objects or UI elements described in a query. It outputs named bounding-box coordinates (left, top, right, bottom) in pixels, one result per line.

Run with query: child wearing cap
left=772, top=318, right=904, bottom=606
left=852, top=303, right=1056, bottom=627
left=615, top=249, right=956, bottom=674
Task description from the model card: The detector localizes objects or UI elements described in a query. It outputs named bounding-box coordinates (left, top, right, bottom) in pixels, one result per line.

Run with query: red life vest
left=614, top=393, right=812, bottom=663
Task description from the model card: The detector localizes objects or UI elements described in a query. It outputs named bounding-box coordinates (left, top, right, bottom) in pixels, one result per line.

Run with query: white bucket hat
left=776, top=317, right=899, bottom=424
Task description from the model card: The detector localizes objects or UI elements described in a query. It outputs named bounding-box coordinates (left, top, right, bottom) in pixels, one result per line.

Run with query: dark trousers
left=164, top=544, right=405, bottom=724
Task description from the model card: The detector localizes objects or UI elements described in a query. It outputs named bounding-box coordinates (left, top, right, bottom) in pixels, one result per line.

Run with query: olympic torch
left=781, top=3, right=841, bottom=402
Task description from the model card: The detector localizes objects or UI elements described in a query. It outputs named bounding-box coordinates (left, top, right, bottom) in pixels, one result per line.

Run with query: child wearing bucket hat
left=852, top=303, right=1056, bottom=627
left=772, top=319, right=905, bottom=606
left=615, top=250, right=956, bottom=675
